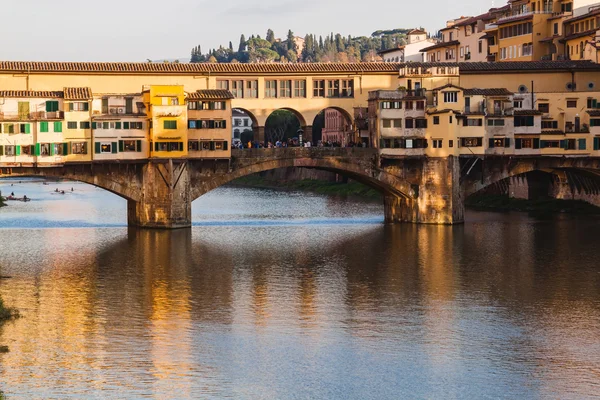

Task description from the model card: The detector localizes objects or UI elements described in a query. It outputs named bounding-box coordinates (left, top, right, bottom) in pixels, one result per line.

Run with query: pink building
left=321, top=109, right=350, bottom=144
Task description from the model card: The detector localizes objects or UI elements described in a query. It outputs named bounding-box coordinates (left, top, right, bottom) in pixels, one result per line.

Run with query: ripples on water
left=1, top=178, right=600, bottom=399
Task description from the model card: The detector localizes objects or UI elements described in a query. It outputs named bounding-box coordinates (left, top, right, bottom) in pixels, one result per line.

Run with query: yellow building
left=560, top=8, right=600, bottom=60
left=186, top=90, right=233, bottom=159
left=143, top=85, right=187, bottom=158
left=63, top=87, right=93, bottom=163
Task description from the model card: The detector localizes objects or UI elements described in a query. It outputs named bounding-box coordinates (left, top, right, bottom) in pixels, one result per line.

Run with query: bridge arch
left=264, top=108, right=307, bottom=144
left=312, top=107, right=354, bottom=145
left=189, top=149, right=416, bottom=202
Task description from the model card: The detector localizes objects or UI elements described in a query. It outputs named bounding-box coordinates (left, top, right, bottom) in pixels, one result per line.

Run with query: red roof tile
left=0, top=90, right=63, bottom=98
left=64, top=87, right=92, bottom=100
left=188, top=90, right=234, bottom=100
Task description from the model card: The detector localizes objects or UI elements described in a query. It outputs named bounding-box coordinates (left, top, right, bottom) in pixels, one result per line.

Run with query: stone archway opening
left=232, top=108, right=259, bottom=148
left=264, top=108, right=306, bottom=146
left=311, top=107, right=355, bottom=147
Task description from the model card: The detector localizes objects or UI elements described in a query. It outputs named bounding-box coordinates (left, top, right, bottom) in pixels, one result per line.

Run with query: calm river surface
left=1, top=179, right=600, bottom=399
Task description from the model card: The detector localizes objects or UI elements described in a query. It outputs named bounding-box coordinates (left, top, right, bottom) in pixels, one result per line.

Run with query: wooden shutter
left=118, top=140, right=124, bottom=152
left=515, top=138, right=522, bottom=149
left=578, top=138, right=586, bottom=150
left=594, top=137, right=600, bottom=150
left=92, top=122, right=97, bottom=129
left=123, top=122, right=130, bottom=130
left=69, top=103, right=74, bottom=112
left=223, top=141, right=228, bottom=151
left=30, top=145, right=35, bottom=154
left=40, top=122, right=48, bottom=132
left=136, top=140, right=142, bottom=152
left=112, top=142, right=118, bottom=154
left=63, top=143, right=69, bottom=156
left=15, top=145, right=21, bottom=156
left=155, top=142, right=160, bottom=152
left=0, top=146, right=3, bottom=156
left=94, top=142, right=101, bottom=154
left=50, top=144, right=55, bottom=156
left=488, top=138, right=495, bottom=148
left=210, top=141, right=215, bottom=150
left=54, top=122, right=62, bottom=133
left=25, top=124, right=31, bottom=134
left=35, top=143, right=40, bottom=156
left=116, top=122, right=122, bottom=130
left=504, top=138, right=510, bottom=148
left=533, top=138, right=540, bottom=149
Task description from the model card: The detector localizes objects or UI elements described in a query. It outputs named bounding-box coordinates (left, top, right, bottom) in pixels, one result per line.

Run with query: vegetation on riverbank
left=231, top=176, right=382, bottom=200
left=0, top=295, right=19, bottom=354
left=0, top=191, right=5, bottom=208
left=466, top=194, right=600, bottom=214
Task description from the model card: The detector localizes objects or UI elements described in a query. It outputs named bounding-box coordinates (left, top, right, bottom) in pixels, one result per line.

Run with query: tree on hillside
left=238, top=34, right=247, bottom=52
left=266, top=29, right=276, bottom=44
left=208, top=55, right=218, bottom=63
left=287, top=30, right=297, bottom=52
left=247, top=38, right=279, bottom=63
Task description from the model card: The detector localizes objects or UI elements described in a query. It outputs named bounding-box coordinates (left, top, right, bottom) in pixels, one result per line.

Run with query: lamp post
left=297, top=128, right=304, bottom=147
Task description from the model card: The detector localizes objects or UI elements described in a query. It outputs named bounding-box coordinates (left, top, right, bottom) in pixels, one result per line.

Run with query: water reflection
left=0, top=186, right=600, bottom=398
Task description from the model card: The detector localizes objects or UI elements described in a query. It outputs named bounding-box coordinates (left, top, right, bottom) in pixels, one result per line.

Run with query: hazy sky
left=2, top=0, right=492, bottom=62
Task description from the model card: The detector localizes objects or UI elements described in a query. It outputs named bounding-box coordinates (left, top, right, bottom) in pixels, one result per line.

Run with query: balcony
left=464, top=103, right=485, bottom=115
left=497, top=8, right=554, bottom=24
left=565, top=123, right=590, bottom=133
left=0, top=111, right=64, bottom=121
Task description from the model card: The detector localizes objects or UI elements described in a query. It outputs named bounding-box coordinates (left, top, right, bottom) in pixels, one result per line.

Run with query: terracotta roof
left=559, top=29, right=597, bottom=43
left=587, top=110, right=600, bottom=116
left=420, top=40, right=460, bottom=52
left=514, top=109, right=543, bottom=115
left=378, top=47, right=405, bottom=55
left=496, top=14, right=533, bottom=25
left=0, top=61, right=404, bottom=74
left=563, top=8, right=600, bottom=24
left=408, top=29, right=427, bottom=35
left=0, top=90, right=63, bottom=98
left=463, top=88, right=513, bottom=96
left=458, top=60, right=600, bottom=72
left=188, top=90, right=234, bottom=100
left=427, top=108, right=461, bottom=115
left=64, top=87, right=92, bottom=100
left=432, top=83, right=465, bottom=91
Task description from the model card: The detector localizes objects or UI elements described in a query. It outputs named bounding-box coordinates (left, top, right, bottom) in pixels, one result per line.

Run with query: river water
left=0, top=179, right=600, bottom=399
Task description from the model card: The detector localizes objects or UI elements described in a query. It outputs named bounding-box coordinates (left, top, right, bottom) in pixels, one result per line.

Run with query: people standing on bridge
left=247, top=141, right=252, bottom=149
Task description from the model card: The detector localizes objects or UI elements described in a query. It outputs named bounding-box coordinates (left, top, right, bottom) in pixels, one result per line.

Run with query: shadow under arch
left=189, top=155, right=415, bottom=202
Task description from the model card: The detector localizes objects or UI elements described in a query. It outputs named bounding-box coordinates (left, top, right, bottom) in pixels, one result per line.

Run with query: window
left=231, top=80, right=243, bottom=98
left=46, top=101, right=59, bottom=112
left=214, top=120, right=227, bottom=129
left=69, top=102, right=89, bottom=112
left=490, top=138, right=509, bottom=148
left=541, top=140, right=560, bottom=148
left=443, top=92, right=458, bottom=103
left=405, top=101, right=413, bottom=110
left=542, top=120, right=558, bottom=129
left=53, top=143, right=66, bottom=156
left=522, top=43, right=533, bottom=56
left=433, top=139, right=442, bottom=148
left=188, top=120, right=197, bottom=129
left=464, top=118, right=483, bottom=126
left=514, top=116, right=535, bottom=126
left=449, top=140, right=454, bottom=147
left=487, top=119, right=505, bottom=126
left=164, top=120, right=177, bottom=129
left=71, top=142, right=87, bottom=154
left=567, top=100, right=577, bottom=108
left=433, top=116, right=440, bottom=125
left=478, top=40, right=483, bottom=54
left=40, top=121, right=49, bottom=133
left=415, top=119, right=427, bottom=128
left=280, top=80, right=291, bottom=98
left=189, top=140, right=199, bottom=151
left=131, top=122, right=143, bottom=130
left=21, top=145, right=31, bottom=155
left=294, top=80, right=306, bottom=98
left=53, top=121, right=63, bottom=133
left=327, top=80, right=340, bottom=97
left=313, top=80, right=325, bottom=97
left=383, top=119, right=392, bottom=128
left=246, top=80, right=258, bottom=98
left=265, top=80, right=277, bottom=98
left=217, top=80, right=229, bottom=90
left=513, top=100, right=523, bottom=109
left=40, top=143, right=50, bottom=156
left=405, top=118, right=414, bottom=129
left=538, top=103, right=550, bottom=113
left=460, top=137, right=483, bottom=147
left=67, top=121, right=78, bottom=129
left=554, top=23, right=559, bottom=35
left=341, top=80, right=354, bottom=97
left=19, top=124, right=31, bottom=134
left=121, top=140, right=138, bottom=152
left=587, top=98, right=598, bottom=109
left=4, top=145, right=15, bottom=156
left=393, top=119, right=402, bottom=128
left=416, top=101, right=425, bottom=110
left=100, top=143, right=112, bottom=153
left=188, top=101, right=197, bottom=110
left=449, top=115, right=453, bottom=123
left=80, top=121, right=91, bottom=129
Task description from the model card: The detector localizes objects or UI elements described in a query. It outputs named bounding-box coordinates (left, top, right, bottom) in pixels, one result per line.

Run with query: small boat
left=6, top=196, right=31, bottom=202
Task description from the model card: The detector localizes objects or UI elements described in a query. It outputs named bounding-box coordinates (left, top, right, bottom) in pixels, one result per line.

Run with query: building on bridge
left=186, top=90, right=233, bottom=158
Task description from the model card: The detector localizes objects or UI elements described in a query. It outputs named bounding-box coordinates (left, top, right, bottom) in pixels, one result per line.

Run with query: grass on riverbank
left=466, top=194, right=600, bottom=214
left=231, top=176, right=382, bottom=200
left=0, top=296, right=19, bottom=354
left=0, top=191, right=5, bottom=208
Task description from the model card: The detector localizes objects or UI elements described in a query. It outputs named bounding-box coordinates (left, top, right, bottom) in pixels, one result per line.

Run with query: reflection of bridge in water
left=2, top=148, right=600, bottom=228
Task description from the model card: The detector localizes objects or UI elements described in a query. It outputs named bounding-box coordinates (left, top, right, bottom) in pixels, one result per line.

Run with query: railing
left=497, top=9, right=553, bottom=23
left=231, top=147, right=377, bottom=159
left=0, top=111, right=64, bottom=121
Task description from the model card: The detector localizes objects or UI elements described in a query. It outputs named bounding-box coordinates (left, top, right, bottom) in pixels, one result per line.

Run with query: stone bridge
left=2, top=149, right=600, bottom=228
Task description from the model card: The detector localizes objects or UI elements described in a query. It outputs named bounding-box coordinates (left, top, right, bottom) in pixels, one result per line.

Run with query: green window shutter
left=136, top=140, right=142, bottom=152
left=116, top=122, right=122, bottom=130
left=40, top=122, right=48, bottom=133
left=83, top=103, right=89, bottom=111
left=178, top=142, right=183, bottom=152
left=49, top=144, right=55, bottom=156
left=25, top=123, right=31, bottom=134
left=488, top=138, right=495, bottom=148
left=210, top=141, right=215, bottom=151
left=15, top=145, right=21, bottom=156
left=112, top=142, right=118, bottom=154
left=94, top=142, right=101, bottom=154
left=35, top=143, right=40, bottom=156
left=533, top=138, right=540, bottom=149
left=92, top=122, right=97, bottom=129
left=0, top=146, right=3, bottom=156
left=30, top=145, right=35, bottom=154
left=54, top=122, right=62, bottom=133
left=223, top=120, right=227, bottom=129
left=123, top=122, right=130, bottom=130
left=504, top=138, right=510, bottom=148
left=515, top=138, right=522, bottom=149
left=379, top=139, right=384, bottom=148
left=578, top=138, right=586, bottom=150
left=69, top=103, right=74, bottom=112
left=118, top=140, right=124, bottom=152
left=594, top=137, right=600, bottom=150
left=63, top=143, right=69, bottom=156
left=223, top=141, right=228, bottom=151
left=46, top=101, right=52, bottom=112
left=155, top=142, right=160, bottom=152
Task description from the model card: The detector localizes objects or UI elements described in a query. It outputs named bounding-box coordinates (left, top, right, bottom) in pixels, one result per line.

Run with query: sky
left=2, top=0, right=492, bottom=62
